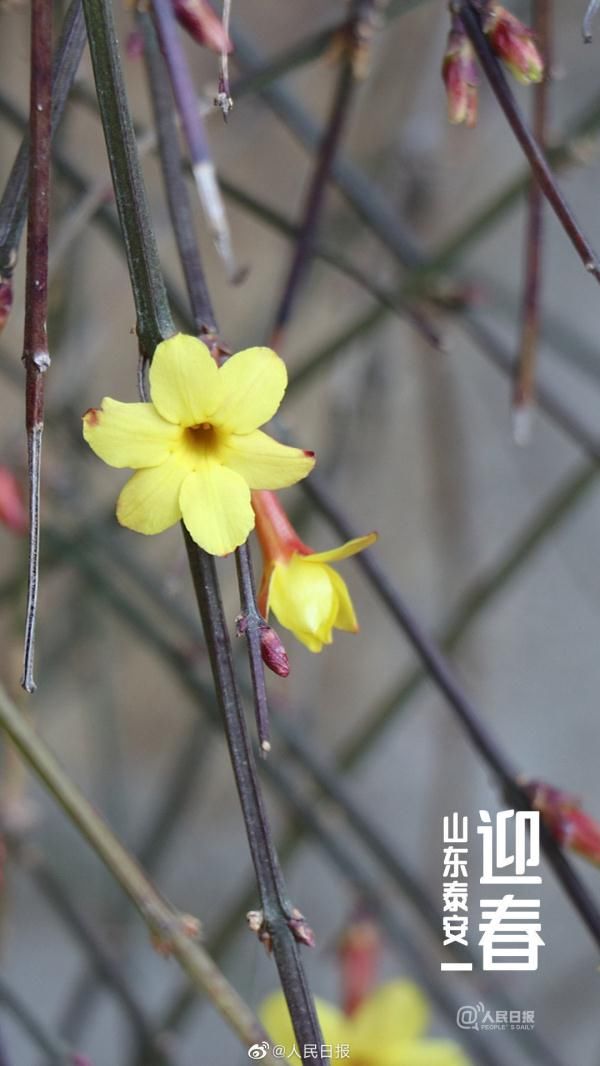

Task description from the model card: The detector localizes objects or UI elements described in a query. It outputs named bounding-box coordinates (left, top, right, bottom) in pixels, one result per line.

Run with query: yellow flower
left=254, top=490, right=376, bottom=653
left=83, top=334, right=315, bottom=556
left=260, top=980, right=472, bottom=1065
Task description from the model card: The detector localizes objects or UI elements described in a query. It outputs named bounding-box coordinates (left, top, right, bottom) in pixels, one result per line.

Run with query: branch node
left=142, top=903, right=202, bottom=957
left=33, top=349, right=51, bottom=372
left=287, top=907, right=316, bottom=948
left=246, top=908, right=273, bottom=953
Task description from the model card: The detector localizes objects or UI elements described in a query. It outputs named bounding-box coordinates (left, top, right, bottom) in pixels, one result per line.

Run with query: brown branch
left=21, top=0, right=53, bottom=693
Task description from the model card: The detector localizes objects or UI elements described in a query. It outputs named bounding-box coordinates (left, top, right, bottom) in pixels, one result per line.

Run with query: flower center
left=185, top=423, right=218, bottom=453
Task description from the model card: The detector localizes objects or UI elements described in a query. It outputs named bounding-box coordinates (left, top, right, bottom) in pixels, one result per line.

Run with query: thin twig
left=229, top=20, right=424, bottom=271
left=464, top=313, right=600, bottom=461
left=151, top=0, right=238, bottom=279
left=81, top=0, right=173, bottom=358
left=220, top=176, right=444, bottom=349
left=300, top=472, right=600, bottom=947
left=0, top=974, right=73, bottom=1065
left=21, top=0, right=53, bottom=693
left=57, top=716, right=211, bottom=1049
left=6, top=836, right=160, bottom=1055
left=270, top=6, right=366, bottom=349
left=513, top=0, right=551, bottom=443
left=139, top=10, right=217, bottom=336
left=459, top=0, right=600, bottom=279
left=0, top=0, right=86, bottom=287
left=235, top=544, right=272, bottom=752
left=0, top=680, right=275, bottom=1060
left=216, top=0, right=233, bottom=118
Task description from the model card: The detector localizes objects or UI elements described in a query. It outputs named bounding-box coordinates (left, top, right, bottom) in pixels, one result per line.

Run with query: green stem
left=81, top=0, right=173, bottom=356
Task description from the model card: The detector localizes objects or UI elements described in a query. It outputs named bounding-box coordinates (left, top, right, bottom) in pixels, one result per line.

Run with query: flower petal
left=260, top=991, right=348, bottom=1058
left=149, top=334, right=221, bottom=426
left=211, top=347, right=287, bottom=433
left=307, top=532, right=378, bottom=566
left=349, top=981, right=429, bottom=1060
left=269, top=556, right=337, bottom=652
left=222, top=430, right=315, bottom=489
left=179, top=460, right=254, bottom=555
left=116, top=454, right=186, bottom=534
left=83, top=398, right=181, bottom=469
left=329, top=568, right=359, bottom=633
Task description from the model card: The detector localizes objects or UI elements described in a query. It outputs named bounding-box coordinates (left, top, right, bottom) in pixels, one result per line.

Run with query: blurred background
left=1, top=0, right=600, bottom=1063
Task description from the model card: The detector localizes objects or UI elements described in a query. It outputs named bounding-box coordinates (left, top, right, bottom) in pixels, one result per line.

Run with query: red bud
left=172, top=0, right=233, bottom=54
left=259, top=624, right=290, bottom=678
left=524, top=779, right=600, bottom=867
left=442, top=28, right=479, bottom=128
left=484, top=4, right=543, bottom=85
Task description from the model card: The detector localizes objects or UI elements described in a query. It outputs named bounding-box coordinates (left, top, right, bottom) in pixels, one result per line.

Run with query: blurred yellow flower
left=83, top=334, right=314, bottom=556
left=254, top=490, right=376, bottom=653
left=260, top=980, right=472, bottom=1065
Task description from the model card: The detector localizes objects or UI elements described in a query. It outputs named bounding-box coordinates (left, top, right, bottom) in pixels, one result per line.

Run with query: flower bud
left=442, top=29, right=478, bottom=128
left=338, top=914, right=381, bottom=1016
left=172, top=0, right=233, bottom=54
left=259, top=623, right=290, bottom=678
left=484, top=4, right=544, bottom=85
left=0, top=467, right=27, bottom=535
left=523, top=778, right=600, bottom=867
